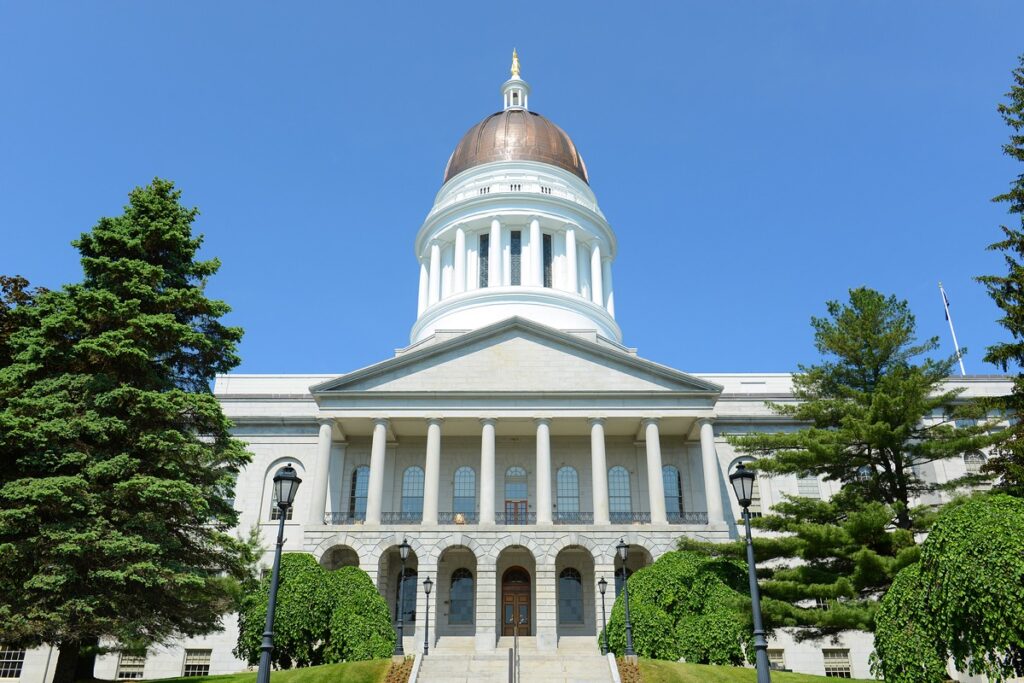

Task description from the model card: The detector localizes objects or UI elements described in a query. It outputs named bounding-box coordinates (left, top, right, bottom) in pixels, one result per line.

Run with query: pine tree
left=0, top=179, right=250, bottom=683
left=681, top=288, right=992, bottom=636
left=977, top=54, right=1024, bottom=497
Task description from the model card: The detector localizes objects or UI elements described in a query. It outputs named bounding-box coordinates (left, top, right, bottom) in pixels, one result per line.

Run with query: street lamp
left=598, top=576, right=609, bottom=655
left=729, top=463, right=771, bottom=683
left=422, top=576, right=433, bottom=656
left=616, top=538, right=636, bottom=659
left=394, top=539, right=411, bottom=658
left=256, top=464, right=301, bottom=683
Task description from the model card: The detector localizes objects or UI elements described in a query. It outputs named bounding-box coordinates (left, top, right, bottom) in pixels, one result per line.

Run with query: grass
left=149, top=661, right=390, bottom=683
left=639, top=660, right=876, bottom=683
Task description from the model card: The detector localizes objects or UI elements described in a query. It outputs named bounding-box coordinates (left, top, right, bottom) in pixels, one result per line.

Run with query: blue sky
left=2, top=2, right=1023, bottom=375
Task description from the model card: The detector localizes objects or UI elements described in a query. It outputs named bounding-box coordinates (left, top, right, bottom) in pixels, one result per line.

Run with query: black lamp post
left=423, top=576, right=433, bottom=656
left=256, top=464, right=301, bottom=683
left=729, top=463, right=771, bottom=683
left=616, top=539, right=636, bottom=659
left=394, top=539, right=411, bottom=658
left=598, top=576, right=609, bottom=655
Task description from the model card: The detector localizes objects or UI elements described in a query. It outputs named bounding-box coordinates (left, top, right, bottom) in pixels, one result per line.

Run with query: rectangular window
left=510, top=231, right=521, bottom=285
left=822, top=649, right=851, bottom=678
left=116, top=653, right=146, bottom=680
left=543, top=234, right=553, bottom=287
left=767, top=649, right=785, bottom=670
left=797, top=476, right=820, bottom=499
left=182, top=649, right=212, bottom=677
left=0, top=648, right=25, bottom=679
left=479, top=234, right=490, bottom=287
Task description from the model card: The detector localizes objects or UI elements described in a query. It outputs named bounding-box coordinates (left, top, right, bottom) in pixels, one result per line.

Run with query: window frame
left=449, top=567, right=475, bottom=625
left=558, top=567, right=585, bottom=624
left=349, top=465, right=370, bottom=520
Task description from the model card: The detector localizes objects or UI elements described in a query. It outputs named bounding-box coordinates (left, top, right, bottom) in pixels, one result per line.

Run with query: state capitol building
left=14, top=55, right=1008, bottom=683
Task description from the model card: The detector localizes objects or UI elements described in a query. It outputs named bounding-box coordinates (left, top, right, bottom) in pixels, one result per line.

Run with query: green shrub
left=602, top=550, right=753, bottom=664
left=324, top=567, right=396, bottom=662
left=870, top=564, right=947, bottom=683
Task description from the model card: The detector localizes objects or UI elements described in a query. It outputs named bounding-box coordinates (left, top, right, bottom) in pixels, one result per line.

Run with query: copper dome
left=443, top=109, right=589, bottom=185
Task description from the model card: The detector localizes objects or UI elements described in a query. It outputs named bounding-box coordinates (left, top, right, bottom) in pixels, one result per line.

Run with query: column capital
left=587, top=417, right=607, bottom=427
left=641, top=417, right=661, bottom=428
left=528, top=215, right=542, bottom=224
left=697, top=417, right=716, bottom=428
left=534, top=417, right=552, bottom=426
left=480, top=417, right=497, bottom=427
left=316, top=417, right=334, bottom=428
left=425, top=417, right=444, bottom=427
left=373, top=417, right=390, bottom=428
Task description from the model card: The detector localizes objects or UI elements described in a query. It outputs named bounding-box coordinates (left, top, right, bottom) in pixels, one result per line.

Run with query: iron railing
left=609, top=512, right=652, bottom=524
left=381, top=512, right=422, bottom=524
left=438, top=511, right=479, bottom=524
left=667, top=511, right=709, bottom=524
left=323, top=512, right=365, bottom=525
left=495, top=512, right=536, bottom=525
left=553, top=511, right=594, bottom=524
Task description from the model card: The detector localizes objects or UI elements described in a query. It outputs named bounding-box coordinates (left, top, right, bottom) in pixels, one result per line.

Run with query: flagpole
left=938, top=282, right=967, bottom=376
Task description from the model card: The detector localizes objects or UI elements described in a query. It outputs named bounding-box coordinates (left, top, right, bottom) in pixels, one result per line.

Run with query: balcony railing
left=609, top=512, right=652, bottom=524
left=323, top=512, right=365, bottom=525
left=382, top=512, right=422, bottom=524
left=668, top=512, right=709, bottom=524
left=553, top=512, right=594, bottom=524
left=495, top=512, right=536, bottom=525
left=438, top=511, right=479, bottom=525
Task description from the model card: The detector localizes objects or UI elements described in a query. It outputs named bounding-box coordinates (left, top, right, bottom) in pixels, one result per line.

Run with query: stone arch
left=260, top=457, right=307, bottom=523
left=320, top=544, right=360, bottom=571
left=546, top=533, right=599, bottom=564
left=554, top=544, right=596, bottom=638
left=435, top=544, right=479, bottom=639
left=485, top=533, right=545, bottom=563
left=431, top=533, right=488, bottom=565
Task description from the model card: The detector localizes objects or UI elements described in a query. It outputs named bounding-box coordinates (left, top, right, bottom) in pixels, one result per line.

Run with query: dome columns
left=453, top=226, right=467, bottom=294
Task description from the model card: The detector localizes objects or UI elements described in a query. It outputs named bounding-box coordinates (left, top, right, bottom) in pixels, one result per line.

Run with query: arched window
left=556, top=466, right=579, bottom=520
left=269, top=485, right=293, bottom=521
left=402, top=466, right=425, bottom=519
left=349, top=466, right=370, bottom=520
left=558, top=568, right=584, bottom=624
left=964, top=451, right=986, bottom=475
left=662, top=465, right=683, bottom=516
left=505, top=466, right=528, bottom=524
left=396, top=567, right=417, bottom=623
left=449, top=568, right=474, bottom=625
left=453, top=466, right=476, bottom=516
left=608, top=466, right=631, bottom=519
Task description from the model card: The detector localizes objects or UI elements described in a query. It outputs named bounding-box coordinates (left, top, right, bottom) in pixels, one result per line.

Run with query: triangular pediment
left=312, top=318, right=721, bottom=395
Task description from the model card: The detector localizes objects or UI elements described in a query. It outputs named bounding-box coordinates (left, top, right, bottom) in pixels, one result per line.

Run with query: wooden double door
left=501, top=566, right=531, bottom=636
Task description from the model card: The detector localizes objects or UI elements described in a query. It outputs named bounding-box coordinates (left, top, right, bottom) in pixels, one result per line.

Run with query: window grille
left=822, top=649, right=852, bottom=678
left=0, top=648, right=25, bottom=679
left=767, top=649, right=785, bottom=670
left=556, top=467, right=580, bottom=516
left=797, top=475, right=820, bottom=499
left=815, top=597, right=830, bottom=610
left=453, top=466, right=476, bottom=516
left=479, top=234, right=490, bottom=287
left=662, top=465, right=683, bottom=515
left=542, top=234, right=553, bottom=287
left=116, top=653, right=146, bottom=680
left=558, top=568, right=584, bottom=624
left=182, top=649, right=212, bottom=677
left=402, top=466, right=425, bottom=517
left=510, top=231, right=522, bottom=285
left=270, top=485, right=293, bottom=521
left=449, top=568, right=474, bottom=625
left=349, top=466, right=370, bottom=519
left=964, top=451, right=986, bottom=474
left=396, top=567, right=418, bottom=623
left=608, top=466, right=631, bottom=514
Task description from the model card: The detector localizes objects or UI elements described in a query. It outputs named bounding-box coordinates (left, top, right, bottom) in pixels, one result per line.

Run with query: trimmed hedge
left=236, top=553, right=394, bottom=667
left=602, top=550, right=754, bottom=664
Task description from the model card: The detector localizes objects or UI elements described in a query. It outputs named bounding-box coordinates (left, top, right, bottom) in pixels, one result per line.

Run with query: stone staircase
left=416, top=636, right=612, bottom=683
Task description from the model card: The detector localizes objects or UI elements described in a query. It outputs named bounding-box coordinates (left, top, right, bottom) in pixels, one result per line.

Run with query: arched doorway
left=501, top=566, right=531, bottom=636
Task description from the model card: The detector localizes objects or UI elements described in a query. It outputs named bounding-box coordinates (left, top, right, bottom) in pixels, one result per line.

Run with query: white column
left=530, top=217, right=542, bottom=286
left=643, top=418, right=667, bottom=524
left=422, top=418, right=442, bottom=526
left=454, top=226, right=467, bottom=293
left=428, top=241, right=441, bottom=305
left=699, top=419, right=725, bottom=525
left=565, top=226, right=578, bottom=294
left=590, top=242, right=604, bottom=307
left=308, top=419, right=333, bottom=525
left=488, top=219, right=502, bottom=287
left=535, top=418, right=552, bottom=525
left=602, top=258, right=615, bottom=317
left=480, top=418, right=497, bottom=525
left=365, top=418, right=389, bottom=525
left=589, top=418, right=610, bottom=525
left=417, top=261, right=428, bottom=315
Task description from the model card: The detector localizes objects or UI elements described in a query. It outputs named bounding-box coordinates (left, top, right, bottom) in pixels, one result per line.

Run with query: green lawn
left=149, top=661, right=389, bottom=683
left=639, top=660, right=876, bottom=683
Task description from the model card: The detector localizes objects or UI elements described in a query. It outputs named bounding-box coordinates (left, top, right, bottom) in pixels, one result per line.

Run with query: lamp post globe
left=423, top=576, right=433, bottom=656
left=730, top=464, right=772, bottom=683
left=598, top=576, right=609, bottom=655
left=256, top=465, right=302, bottom=683
left=616, top=538, right=636, bottom=659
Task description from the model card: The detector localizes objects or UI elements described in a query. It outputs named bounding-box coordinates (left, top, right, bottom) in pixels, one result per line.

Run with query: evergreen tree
left=0, top=179, right=249, bottom=683
left=977, top=54, right=1024, bottom=497
left=682, top=288, right=991, bottom=636
left=0, top=275, right=43, bottom=367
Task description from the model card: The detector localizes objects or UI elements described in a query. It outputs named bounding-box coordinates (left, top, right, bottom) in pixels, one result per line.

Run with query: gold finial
left=511, top=48, right=521, bottom=78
